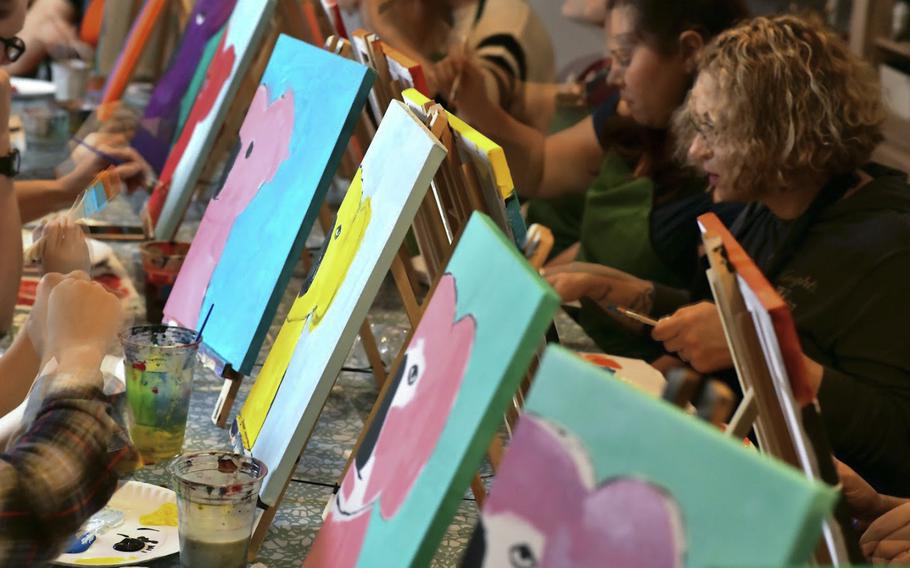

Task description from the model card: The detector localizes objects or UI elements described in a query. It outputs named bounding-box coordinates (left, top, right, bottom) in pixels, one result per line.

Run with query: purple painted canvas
left=132, top=0, right=237, bottom=172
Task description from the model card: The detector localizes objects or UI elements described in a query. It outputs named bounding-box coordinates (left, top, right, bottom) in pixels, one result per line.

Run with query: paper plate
left=54, top=481, right=180, bottom=566
left=11, top=77, right=56, bottom=99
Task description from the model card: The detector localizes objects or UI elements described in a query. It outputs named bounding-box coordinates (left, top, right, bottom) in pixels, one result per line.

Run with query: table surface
left=13, top=99, right=598, bottom=568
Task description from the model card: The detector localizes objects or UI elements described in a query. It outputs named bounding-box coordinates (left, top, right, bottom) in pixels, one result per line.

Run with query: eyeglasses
left=0, top=36, right=25, bottom=63
left=689, top=114, right=718, bottom=146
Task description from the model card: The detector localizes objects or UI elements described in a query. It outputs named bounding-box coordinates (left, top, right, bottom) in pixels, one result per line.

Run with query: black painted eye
left=245, top=140, right=254, bottom=159
left=407, top=364, right=419, bottom=385
left=509, top=543, right=537, bottom=568
left=335, top=225, right=342, bottom=238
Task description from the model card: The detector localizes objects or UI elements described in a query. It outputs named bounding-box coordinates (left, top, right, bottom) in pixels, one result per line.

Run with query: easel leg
left=486, top=434, right=504, bottom=472
left=470, top=473, right=487, bottom=507
left=726, top=389, right=758, bottom=440
left=212, top=368, right=244, bottom=428
left=248, top=454, right=299, bottom=561
left=391, top=247, right=421, bottom=327
left=277, top=0, right=309, bottom=41
left=358, top=319, right=387, bottom=388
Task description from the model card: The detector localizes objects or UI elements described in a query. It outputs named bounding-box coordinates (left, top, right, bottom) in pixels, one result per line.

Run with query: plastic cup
left=120, top=325, right=199, bottom=465
left=50, top=59, right=90, bottom=103
left=168, top=452, right=268, bottom=568
left=140, top=241, right=189, bottom=324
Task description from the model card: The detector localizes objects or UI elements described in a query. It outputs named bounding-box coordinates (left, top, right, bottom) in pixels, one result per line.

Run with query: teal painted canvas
left=462, top=345, right=837, bottom=567
left=303, top=212, right=560, bottom=568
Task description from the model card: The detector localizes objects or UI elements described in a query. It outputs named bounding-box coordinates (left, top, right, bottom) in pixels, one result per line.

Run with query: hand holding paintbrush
left=25, top=167, right=122, bottom=266
left=65, top=135, right=157, bottom=195
left=27, top=215, right=91, bottom=275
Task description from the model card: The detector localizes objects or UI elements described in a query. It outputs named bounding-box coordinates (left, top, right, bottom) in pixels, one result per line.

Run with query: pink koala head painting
left=210, top=85, right=295, bottom=216
left=462, top=414, right=687, bottom=568
left=305, top=273, right=476, bottom=568
left=164, top=84, right=294, bottom=329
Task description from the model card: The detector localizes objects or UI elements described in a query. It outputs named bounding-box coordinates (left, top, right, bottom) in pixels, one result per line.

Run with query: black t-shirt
left=728, top=165, right=910, bottom=496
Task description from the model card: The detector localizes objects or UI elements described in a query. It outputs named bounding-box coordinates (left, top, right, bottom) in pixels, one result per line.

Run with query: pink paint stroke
left=164, top=85, right=295, bottom=328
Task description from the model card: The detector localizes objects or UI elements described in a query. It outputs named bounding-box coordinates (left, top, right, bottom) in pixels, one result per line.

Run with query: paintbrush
left=71, top=136, right=160, bottom=190
left=196, top=304, right=215, bottom=342
left=448, top=32, right=471, bottom=103
left=72, top=136, right=127, bottom=166
left=608, top=304, right=659, bottom=327
left=24, top=169, right=122, bottom=264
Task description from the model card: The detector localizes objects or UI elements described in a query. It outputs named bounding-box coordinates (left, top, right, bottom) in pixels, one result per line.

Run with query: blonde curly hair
left=674, top=14, right=884, bottom=193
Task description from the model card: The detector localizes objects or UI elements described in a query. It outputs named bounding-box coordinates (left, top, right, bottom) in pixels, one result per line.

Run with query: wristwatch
left=0, top=148, right=20, bottom=178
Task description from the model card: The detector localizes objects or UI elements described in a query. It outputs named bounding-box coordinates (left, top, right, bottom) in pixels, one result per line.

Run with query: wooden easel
left=699, top=213, right=863, bottom=565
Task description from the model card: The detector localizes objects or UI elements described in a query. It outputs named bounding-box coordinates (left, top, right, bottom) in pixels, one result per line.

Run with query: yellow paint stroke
left=74, top=557, right=138, bottom=565
left=402, top=88, right=514, bottom=199
left=139, top=502, right=178, bottom=526
left=237, top=169, right=372, bottom=449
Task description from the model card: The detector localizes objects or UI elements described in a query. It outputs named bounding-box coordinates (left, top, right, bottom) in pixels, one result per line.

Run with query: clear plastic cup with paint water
left=168, top=452, right=268, bottom=568
left=120, top=325, right=199, bottom=465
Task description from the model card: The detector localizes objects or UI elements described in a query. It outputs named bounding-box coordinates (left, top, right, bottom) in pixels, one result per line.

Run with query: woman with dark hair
left=475, top=0, right=748, bottom=359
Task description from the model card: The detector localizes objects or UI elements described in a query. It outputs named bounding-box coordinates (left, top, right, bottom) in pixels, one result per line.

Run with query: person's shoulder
left=834, top=164, right=910, bottom=226
left=816, top=164, right=910, bottom=255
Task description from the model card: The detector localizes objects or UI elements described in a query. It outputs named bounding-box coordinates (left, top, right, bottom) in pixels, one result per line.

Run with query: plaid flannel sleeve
left=0, top=374, right=131, bottom=567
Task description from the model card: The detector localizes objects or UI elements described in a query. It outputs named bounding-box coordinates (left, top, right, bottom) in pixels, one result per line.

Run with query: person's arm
left=542, top=261, right=674, bottom=335
left=0, top=275, right=130, bottom=564
left=14, top=178, right=71, bottom=223
left=439, top=57, right=603, bottom=199
left=0, top=71, right=20, bottom=335
left=804, top=253, right=910, bottom=492
left=836, top=459, right=909, bottom=526
left=17, top=144, right=154, bottom=223
left=0, top=332, right=40, bottom=417
left=0, top=351, right=125, bottom=565
left=0, top=271, right=79, bottom=417
left=543, top=261, right=692, bottom=314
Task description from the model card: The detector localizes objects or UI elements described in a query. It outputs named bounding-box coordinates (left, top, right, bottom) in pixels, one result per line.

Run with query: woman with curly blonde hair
left=652, top=14, right=910, bottom=496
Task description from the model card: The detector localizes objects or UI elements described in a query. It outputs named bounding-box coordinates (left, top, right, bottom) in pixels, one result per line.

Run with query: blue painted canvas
left=164, top=34, right=374, bottom=375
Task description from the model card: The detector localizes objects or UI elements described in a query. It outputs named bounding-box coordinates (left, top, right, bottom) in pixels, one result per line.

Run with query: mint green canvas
left=305, top=213, right=560, bottom=568
left=472, top=345, right=837, bottom=567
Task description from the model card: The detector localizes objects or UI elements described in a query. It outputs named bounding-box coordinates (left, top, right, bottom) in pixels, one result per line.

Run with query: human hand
left=543, top=268, right=598, bottom=303
left=38, top=216, right=90, bottom=275
left=69, top=131, right=127, bottom=166
left=60, top=144, right=152, bottom=200
left=837, top=459, right=888, bottom=528
left=651, top=302, right=732, bottom=374
left=44, top=274, right=122, bottom=371
left=430, top=54, right=461, bottom=99
left=25, top=271, right=69, bottom=360
left=861, top=502, right=910, bottom=564
left=542, top=262, right=654, bottom=307
left=561, top=0, right=607, bottom=25
left=431, top=53, right=495, bottom=124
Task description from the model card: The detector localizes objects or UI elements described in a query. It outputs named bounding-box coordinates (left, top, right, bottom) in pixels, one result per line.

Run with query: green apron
left=575, top=151, right=685, bottom=359
left=526, top=194, right=586, bottom=256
